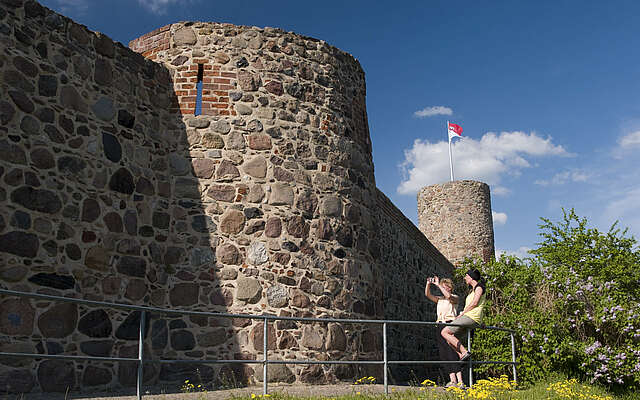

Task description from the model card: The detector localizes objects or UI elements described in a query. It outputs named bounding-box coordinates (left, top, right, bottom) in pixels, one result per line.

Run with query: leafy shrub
left=467, top=209, right=640, bottom=390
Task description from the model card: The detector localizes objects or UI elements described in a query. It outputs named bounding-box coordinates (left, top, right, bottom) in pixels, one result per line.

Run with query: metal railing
left=0, top=288, right=518, bottom=398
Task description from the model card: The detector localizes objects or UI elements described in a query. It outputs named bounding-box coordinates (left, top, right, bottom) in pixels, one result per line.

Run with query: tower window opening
left=194, top=64, right=204, bottom=116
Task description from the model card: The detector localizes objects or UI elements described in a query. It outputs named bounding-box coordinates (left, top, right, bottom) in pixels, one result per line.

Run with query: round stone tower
left=417, top=180, right=495, bottom=265
left=128, top=22, right=382, bottom=383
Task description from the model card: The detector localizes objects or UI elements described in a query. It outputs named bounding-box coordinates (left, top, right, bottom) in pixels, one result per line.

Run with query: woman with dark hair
left=440, top=268, right=486, bottom=362
left=425, top=276, right=463, bottom=387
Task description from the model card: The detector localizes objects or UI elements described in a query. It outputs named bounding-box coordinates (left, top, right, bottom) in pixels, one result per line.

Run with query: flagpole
left=448, top=121, right=454, bottom=181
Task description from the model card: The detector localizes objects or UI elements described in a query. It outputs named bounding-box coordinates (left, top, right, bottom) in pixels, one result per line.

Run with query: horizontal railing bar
left=0, top=352, right=519, bottom=367
left=266, top=360, right=384, bottom=365
left=471, top=361, right=519, bottom=365
left=0, top=351, right=137, bottom=363
left=0, top=289, right=254, bottom=319
left=266, top=315, right=379, bottom=324
left=0, top=289, right=399, bottom=324
left=472, top=326, right=514, bottom=333
left=387, top=360, right=518, bottom=365
left=0, top=352, right=519, bottom=369
left=0, top=289, right=515, bottom=334
left=378, top=319, right=513, bottom=332
left=148, top=359, right=264, bottom=365
left=387, top=360, right=466, bottom=365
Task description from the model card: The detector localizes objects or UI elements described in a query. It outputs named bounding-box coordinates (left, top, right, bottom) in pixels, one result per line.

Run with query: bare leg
left=441, top=327, right=467, bottom=358
left=456, top=371, right=463, bottom=384
left=449, top=372, right=457, bottom=384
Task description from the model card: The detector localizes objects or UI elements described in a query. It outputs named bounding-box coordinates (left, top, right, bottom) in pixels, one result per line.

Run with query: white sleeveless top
left=436, top=298, right=457, bottom=322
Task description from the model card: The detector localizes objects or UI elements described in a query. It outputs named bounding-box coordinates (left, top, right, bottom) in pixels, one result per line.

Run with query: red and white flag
left=448, top=122, right=463, bottom=141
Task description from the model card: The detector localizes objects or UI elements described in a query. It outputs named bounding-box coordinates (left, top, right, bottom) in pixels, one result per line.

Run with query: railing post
left=263, top=317, right=268, bottom=396
left=467, top=329, right=473, bottom=388
left=137, top=311, right=146, bottom=400
left=383, top=322, right=388, bottom=395
left=510, top=332, right=518, bottom=384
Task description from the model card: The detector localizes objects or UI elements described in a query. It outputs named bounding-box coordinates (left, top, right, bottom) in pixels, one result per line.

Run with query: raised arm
left=436, top=280, right=458, bottom=304
left=424, top=279, right=439, bottom=303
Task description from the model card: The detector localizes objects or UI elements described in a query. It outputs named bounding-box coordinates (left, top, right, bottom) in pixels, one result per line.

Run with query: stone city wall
left=0, top=0, right=457, bottom=394
left=375, top=189, right=454, bottom=381
left=417, top=181, right=495, bottom=265
left=0, top=0, right=200, bottom=392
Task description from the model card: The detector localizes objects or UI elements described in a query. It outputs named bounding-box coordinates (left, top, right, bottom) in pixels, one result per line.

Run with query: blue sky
left=40, top=0, right=640, bottom=256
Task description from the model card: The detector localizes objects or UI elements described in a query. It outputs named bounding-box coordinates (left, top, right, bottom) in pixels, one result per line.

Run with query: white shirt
left=436, top=298, right=457, bottom=322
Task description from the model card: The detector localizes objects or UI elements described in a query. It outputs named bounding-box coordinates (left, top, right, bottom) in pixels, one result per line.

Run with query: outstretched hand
left=433, top=276, right=440, bottom=285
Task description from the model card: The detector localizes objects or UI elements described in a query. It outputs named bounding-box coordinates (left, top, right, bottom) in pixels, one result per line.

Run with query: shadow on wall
left=0, top=1, right=240, bottom=394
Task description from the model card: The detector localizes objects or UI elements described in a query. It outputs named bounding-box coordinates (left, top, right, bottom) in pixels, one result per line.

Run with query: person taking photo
left=425, top=276, right=463, bottom=387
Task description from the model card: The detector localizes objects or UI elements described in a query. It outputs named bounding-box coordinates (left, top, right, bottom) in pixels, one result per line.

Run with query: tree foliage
left=468, top=209, right=640, bottom=390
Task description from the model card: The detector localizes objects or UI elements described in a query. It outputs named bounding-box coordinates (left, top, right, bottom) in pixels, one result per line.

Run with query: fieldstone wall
left=126, top=19, right=385, bottom=388
left=0, top=0, right=188, bottom=393
left=376, top=190, right=454, bottom=381
left=0, top=0, right=385, bottom=393
left=417, top=181, right=495, bottom=265
left=0, top=1, right=463, bottom=394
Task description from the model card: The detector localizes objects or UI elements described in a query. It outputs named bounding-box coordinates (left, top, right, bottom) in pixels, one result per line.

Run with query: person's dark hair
left=466, top=268, right=482, bottom=282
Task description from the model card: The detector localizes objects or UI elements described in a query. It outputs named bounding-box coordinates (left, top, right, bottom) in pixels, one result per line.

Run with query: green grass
left=228, top=374, right=636, bottom=400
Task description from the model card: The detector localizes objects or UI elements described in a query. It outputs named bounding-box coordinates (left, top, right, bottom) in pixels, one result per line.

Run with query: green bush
left=466, top=209, right=640, bottom=390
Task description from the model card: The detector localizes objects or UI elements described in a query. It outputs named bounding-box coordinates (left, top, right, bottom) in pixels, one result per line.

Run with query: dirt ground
left=1, top=384, right=422, bottom=400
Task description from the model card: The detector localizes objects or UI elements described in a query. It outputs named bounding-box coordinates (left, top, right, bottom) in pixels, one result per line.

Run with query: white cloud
left=492, top=211, right=507, bottom=226
left=534, top=169, right=590, bottom=186
left=137, top=0, right=182, bottom=14
left=492, top=186, right=511, bottom=196
left=414, top=106, right=453, bottom=118
left=613, top=131, right=640, bottom=159
left=398, top=131, right=571, bottom=195
left=496, top=246, right=532, bottom=259
left=55, top=0, right=89, bottom=14
left=618, top=131, right=640, bottom=147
